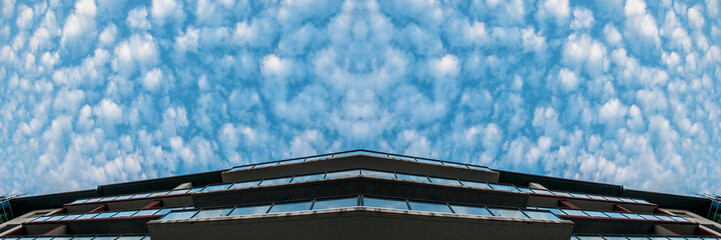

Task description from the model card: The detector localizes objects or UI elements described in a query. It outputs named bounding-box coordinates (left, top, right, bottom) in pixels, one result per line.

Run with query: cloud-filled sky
left=1, top=0, right=720, bottom=196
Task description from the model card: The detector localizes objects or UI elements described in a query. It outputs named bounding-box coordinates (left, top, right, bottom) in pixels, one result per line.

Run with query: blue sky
left=1, top=0, right=720, bottom=196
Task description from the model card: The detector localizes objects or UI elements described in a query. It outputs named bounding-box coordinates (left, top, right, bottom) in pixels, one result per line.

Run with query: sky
left=0, top=0, right=720, bottom=197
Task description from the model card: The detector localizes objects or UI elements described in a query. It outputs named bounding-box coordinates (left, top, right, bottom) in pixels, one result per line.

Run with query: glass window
left=568, top=193, right=591, bottom=198
left=440, top=161, right=468, bottom=169
left=561, top=209, right=587, bottom=216
left=516, top=187, right=533, bottom=193
left=69, top=199, right=88, bottom=204
left=116, top=237, right=145, bottom=240
left=99, top=196, right=119, bottom=202
left=450, top=205, right=492, bottom=216
left=130, top=193, right=152, bottom=199
left=632, top=199, right=651, bottom=204
left=428, top=177, right=462, bottom=186
left=576, top=237, right=605, bottom=240
left=363, top=197, right=409, bottom=210
left=268, top=201, right=312, bottom=213
left=395, top=173, right=430, bottom=182
left=166, top=189, right=190, bottom=195
left=460, top=181, right=492, bottom=189
left=280, top=158, right=305, bottom=165
left=489, top=209, right=528, bottom=218
left=192, top=209, right=232, bottom=219
left=324, top=170, right=361, bottom=179
left=305, top=155, right=331, bottom=162
left=621, top=213, right=645, bottom=220
left=201, top=184, right=231, bottom=192
left=360, top=170, right=396, bottom=179
left=228, top=205, right=270, bottom=216
left=149, top=191, right=170, bottom=197
left=415, top=159, right=441, bottom=165
left=359, top=151, right=390, bottom=158
left=670, top=216, right=687, bottom=222
left=290, top=173, right=325, bottom=183
left=585, top=195, right=608, bottom=200
left=155, top=208, right=180, bottom=216
left=76, top=213, right=100, bottom=219
left=522, top=210, right=560, bottom=220
left=44, top=215, right=65, bottom=221
left=113, top=211, right=137, bottom=217
left=390, top=155, right=416, bottom=162
left=51, top=237, right=73, bottom=240
left=655, top=215, right=674, bottom=221
left=408, top=201, right=452, bottom=213
left=114, top=195, right=133, bottom=200
left=466, top=165, right=490, bottom=171
left=161, top=211, right=197, bottom=220
left=603, top=196, right=624, bottom=202
left=536, top=207, right=566, bottom=215
left=312, top=197, right=359, bottom=210
left=133, top=209, right=160, bottom=216
left=583, top=211, right=609, bottom=218
left=231, top=165, right=254, bottom=171
left=601, top=237, right=629, bottom=240
left=59, top=214, right=82, bottom=220
left=188, top=188, right=204, bottom=193
left=332, top=152, right=361, bottom=158
left=259, top=177, right=293, bottom=186
left=253, top=162, right=278, bottom=169
left=72, top=237, right=95, bottom=240
left=85, top=197, right=103, bottom=202
left=230, top=180, right=260, bottom=189
left=489, top=184, right=519, bottom=192
left=639, top=214, right=662, bottom=220
left=93, top=212, right=118, bottom=219
left=604, top=212, right=628, bottom=219
left=550, top=191, right=573, bottom=197
left=93, top=237, right=116, bottom=240
left=530, top=189, right=555, bottom=195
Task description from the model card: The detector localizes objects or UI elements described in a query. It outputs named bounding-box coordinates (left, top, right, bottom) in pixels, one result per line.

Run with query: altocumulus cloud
left=1, top=0, right=721, bottom=197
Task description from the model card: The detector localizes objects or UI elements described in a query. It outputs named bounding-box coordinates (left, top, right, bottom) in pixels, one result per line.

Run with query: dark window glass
left=395, top=173, right=429, bottom=182
left=291, top=173, right=325, bottom=182
left=312, top=197, right=358, bottom=210
left=259, top=177, right=293, bottom=186
left=408, top=201, right=452, bottom=213
left=360, top=170, right=395, bottom=179
left=428, top=177, right=462, bottom=186
left=363, top=197, right=409, bottom=210
left=460, top=181, right=492, bottom=189
left=450, top=205, right=492, bottom=216
left=228, top=205, right=270, bottom=216
left=201, top=184, right=231, bottom=192
left=489, top=184, right=519, bottom=192
left=325, top=170, right=361, bottom=179
left=268, top=201, right=312, bottom=213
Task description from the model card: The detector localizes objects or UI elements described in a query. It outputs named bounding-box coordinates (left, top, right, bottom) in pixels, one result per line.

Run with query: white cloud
left=111, top=33, right=160, bottom=77
left=537, top=0, right=570, bottom=25
left=558, top=68, right=580, bottom=92
left=603, top=24, right=623, bottom=47
left=15, top=5, right=33, bottom=30
left=151, top=0, right=184, bottom=27
left=261, top=54, right=292, bottom=79
left=98, top=24, right=117, bottom=46
left=127, top=7, right=151, bottom=30
left=687, top=5, right=705, bottom=30
left=562, top=33, right=609, bottom=77
left=94, top=99, right=123, bottom=125
left=429, top=54, right=459, bottom=79
left=61, top=0, right=97, bottom=54
left=570, top=7, right=594, bottom=30
left=141, top=68, right=163, bottom=92
left=623, top=0, right=660, bottom=52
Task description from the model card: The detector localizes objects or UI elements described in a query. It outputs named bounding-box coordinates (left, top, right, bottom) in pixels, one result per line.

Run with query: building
left=0, top=149, right=720, bottom=240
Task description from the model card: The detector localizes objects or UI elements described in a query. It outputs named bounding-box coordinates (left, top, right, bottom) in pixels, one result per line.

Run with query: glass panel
left=259, top=177, right=293, bottom=186
left=670, top=216, right=687, bottom=222
left=149, top=191, right=170, bottom=197
left=655, top=215, right=674, bottom=221
left=332, top=152, right=361, bottom=158
left=428, top=177, right=462, bottom=186
left=188, top=188, right=204, bottom=193
left=69, top=199, right=88, bottom=204
left=132, top=209, right=160, bottom=216
left=440, top=161, right=468, bottom=168
left=161, top=211, right=197, bottom=220
left=550, top=191, right=573, bottom=197
left=621, top=213, right=645, bottom=220
left=408, top=201, right=452, bottom=213
left=85, top=197, right=103, bottom=202
left=116, top=237, right=145, bottom=240
left=523, top=210, right=561, bottom=220
left=312, top=197, right=359, bottom=210
left=489, top=184, right=519, bottom=192
left=130, top=193, right=152, bottom=199
left=389, top=155, right=416, bottom=162
left=166, top=189, right=190, bottom=195
left=536, top=207, right=566, bottom=215
left=450, top=205, right=493, bottom=216
left=155, top=208, right=180, bottom=216
left=415, top=158, right=441, bottom=165
left=93, top=237, right=116, bottom=240
left=639, top=214, right=662, bottom=220
left=268, top=201, right=312, bottom=213
left=363, top=197, right=409, bottom=210
left=231, top=165, right=254, bottom=171
left=72, top=237, right=95, bottom=240
left=279, top=158, right=305, bottom=165
left=305, top=155, right=331, bottom=162
left=530, top=189, right=555, bottom=195
left=324, top=170, right=361, bottom=179
left=584, top=211, right=609, bottom=218
left=603, top=196, right=624, bottom=202
left=201, top=184, right=231, bottom=192
left=252, top=162, right=278, bottom=169
left=576, top=237, right=605, bottom=240
left=52, top=237, right=73, bottom=240
left=460, top=181, right=492, bottom=189
left=59, top=214, right=82, bottom=220
left=93, top=212, right=118, bottom=219
left=228, top=205, right=270, bottom=216
left=395, top=173, right=429, bottom=182
left=114, top=195, right=133, bottom=200
left=192, top=209, right=232, bottom=219
left=100, top=196, right=119, bottom=202
left=489, top=209, right=528, bottom=218
left=230, top=180, right=260, bottom=189
left=632, top=199, right=651, bottom=204
left=602, top=237, right=630, bottom=240
left=466, top=165, right=490, bottom=171
left=569, top=193, right=591, bottom=198
left=113, top=211, right=137, bottom=217
left=360, top=170, right=396, bottom=179
left=516, top=187, right=534, bottom=193
left=76, top=213, right=100, bottom=219
left=604, top=212, right=628, bottom=218
left=46, top=215, right=66, bottom=221
left=561, top=209, right=588, bottom=216
left=359, top=151, right=390, bottom=158
left=291, top=173, right=326, bottom=183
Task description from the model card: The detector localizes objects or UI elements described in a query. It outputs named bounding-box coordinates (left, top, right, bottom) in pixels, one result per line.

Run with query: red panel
left=141, top=200, right=164, bottom=210
left=613, top=205, right=632, bottom=213
left=42, top=224, right=66, bottom=236
left=88, top=204, right=108, bottom=213
left=558, top=200, right=580, bottom=210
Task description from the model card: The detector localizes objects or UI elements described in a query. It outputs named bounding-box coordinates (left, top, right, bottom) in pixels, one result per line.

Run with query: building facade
left=0, top=150, right=720, bottom=240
